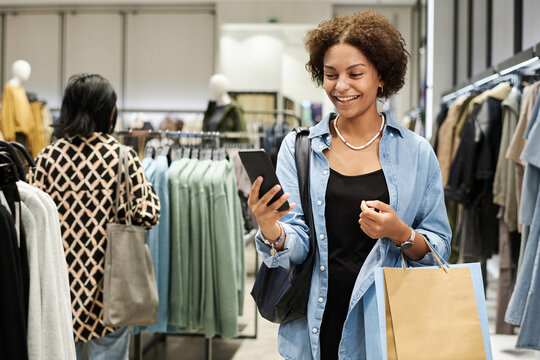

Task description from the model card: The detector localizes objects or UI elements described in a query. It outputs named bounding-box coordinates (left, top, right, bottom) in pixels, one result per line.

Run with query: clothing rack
left=441, top=45, right=540, bottom=104
left=112, top=107, right=303, bottom=128
left=115, top=130, right=260, bottom=360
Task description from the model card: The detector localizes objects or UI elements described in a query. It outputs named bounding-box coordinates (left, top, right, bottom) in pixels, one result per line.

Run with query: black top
left=320, top=168, right=390, bottom=360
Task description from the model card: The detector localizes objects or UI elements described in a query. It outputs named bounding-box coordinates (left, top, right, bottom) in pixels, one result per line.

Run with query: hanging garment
left=437, top=95, right=468, bottom=186
left=18, top=182, right=76, bottom=360
left=506, top=82, right=540, bottom=215
left=28, top=133, right=160, bottom=342
left=495, top=218, right=519, bottom=335
left=28, top=101, right=48, bottom=158
left=135, top=155, right=176, bottom=334
left=168, top=158, right=196, bottom=329
left=505, top=90, right=540, bottom=349
left=431, top=101, right=449, bottom=151
left=42, top=104, right=54, bottom=143
left=492, top=88, right=522, bottom=335
left=493, top=88, right=521, bottom=232
left=188, top=159, right=214, bottom=331
left=0, top=83, right=34, bottom=144
left=166, top=156, right=245, bottom=337
left=207, top=159, right=245, bottom=337
left=0, top=204, right=28, bottom=360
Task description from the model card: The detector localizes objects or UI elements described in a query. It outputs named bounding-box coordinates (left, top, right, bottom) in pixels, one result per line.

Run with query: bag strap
left=294, top=127, right=316, bottom=252
left=114, top=145, right=132, bottom=224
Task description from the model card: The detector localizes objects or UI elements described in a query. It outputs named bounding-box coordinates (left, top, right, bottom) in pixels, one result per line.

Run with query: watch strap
left=398, top=228, right=415, bottom=250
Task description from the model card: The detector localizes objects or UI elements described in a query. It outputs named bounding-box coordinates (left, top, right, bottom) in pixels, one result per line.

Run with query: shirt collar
left=308, top=111, right=404, bottom=139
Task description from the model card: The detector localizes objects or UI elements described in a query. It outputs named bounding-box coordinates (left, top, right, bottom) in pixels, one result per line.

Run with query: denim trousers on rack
left=75, top=327, right=130, bottom=360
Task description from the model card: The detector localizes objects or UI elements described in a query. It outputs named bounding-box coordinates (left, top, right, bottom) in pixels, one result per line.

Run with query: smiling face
left=323, top=43, right=383, bottom=120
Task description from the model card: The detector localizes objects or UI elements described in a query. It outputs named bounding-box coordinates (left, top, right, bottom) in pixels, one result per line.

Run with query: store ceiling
left=333, top=0, right=422, bottom=4
left=0, top=0, right=424, bottom=5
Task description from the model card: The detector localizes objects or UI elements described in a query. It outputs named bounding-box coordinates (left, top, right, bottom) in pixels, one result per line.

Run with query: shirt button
left=390, top=133, right=394, bottom=137
left=317, top=200, right=322, bottom=206
left=319, top=145, right=324, bottom=149
left=312, top=328, right=318, bottom=334
left=320, top=266, right=325, bottom=271
left=326, top=136, right=330, bottom=141
left=319, top=234, right=324, bottom=239
left=318, top=297, right=323, bottom=303
left=323, top=170, right=328, bottom=175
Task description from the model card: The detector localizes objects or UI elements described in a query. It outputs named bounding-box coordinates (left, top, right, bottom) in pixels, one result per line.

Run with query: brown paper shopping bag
left=383, top=243, right=488, bottom=360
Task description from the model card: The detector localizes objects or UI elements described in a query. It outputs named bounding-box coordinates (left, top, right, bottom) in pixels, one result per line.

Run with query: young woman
left=30, top=74, right=160, bottom=360
left=248, top=11, right=451, bottom=359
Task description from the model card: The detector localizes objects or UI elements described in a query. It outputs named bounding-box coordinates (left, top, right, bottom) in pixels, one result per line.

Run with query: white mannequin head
left=209, top=73, right=231, bottom=106
left=9, top=60, right=31, bottom=86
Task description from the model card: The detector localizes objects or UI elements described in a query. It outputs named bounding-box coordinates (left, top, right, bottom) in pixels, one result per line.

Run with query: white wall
left=492, top=0, right=513, bottom=67
left=65, top=13, right=123, bottom=104
left=220, top=23, right=325, bottom=112
left=5, top=14, right=61, bottom=108
left=281, top=44, right=325, bottom=105
left=125, top=13, right=214, bottom=110
left=456, top=0, right=468, bottom=84
left=471, top=0, right=487, bottom=76
left=216, top=0, right=332, bottom=115
left=0, top=7, right=215, bottom=112
left=523, top=0, right=540, bottom=50
left=432, top=0, right=454, bottom=125
left=220, top=31, right=284, bottom=91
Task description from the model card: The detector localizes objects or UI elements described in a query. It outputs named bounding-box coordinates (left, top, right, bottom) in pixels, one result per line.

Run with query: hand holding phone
left=238, top=149, right=290, bottom=211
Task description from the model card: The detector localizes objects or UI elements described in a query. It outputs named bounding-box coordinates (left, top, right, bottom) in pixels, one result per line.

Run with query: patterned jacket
left=29, top=132, right=160, bottom=342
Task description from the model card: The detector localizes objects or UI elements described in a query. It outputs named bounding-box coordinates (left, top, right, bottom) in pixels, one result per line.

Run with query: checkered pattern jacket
left=29, top=133, right=160, bottom=342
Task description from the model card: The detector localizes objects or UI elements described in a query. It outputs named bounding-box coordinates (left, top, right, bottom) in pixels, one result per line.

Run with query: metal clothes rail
left=441, top=44, right=540, bottom=104
left=116, top=130, right=260, bottom=360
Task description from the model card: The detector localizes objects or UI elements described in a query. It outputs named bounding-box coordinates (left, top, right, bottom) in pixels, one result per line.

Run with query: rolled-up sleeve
left=125, top=147, right=161, bottom=229
left=411, top=149, right=452, bottom=266
left=255, top=132, right=310, bottom=269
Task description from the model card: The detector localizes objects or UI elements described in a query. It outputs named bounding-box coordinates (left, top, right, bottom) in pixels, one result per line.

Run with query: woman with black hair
left=29, top=73, right=160, bottom=360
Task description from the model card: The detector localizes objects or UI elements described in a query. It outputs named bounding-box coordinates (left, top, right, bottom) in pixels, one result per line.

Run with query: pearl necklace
left=333, top=114, right=385, bottom=151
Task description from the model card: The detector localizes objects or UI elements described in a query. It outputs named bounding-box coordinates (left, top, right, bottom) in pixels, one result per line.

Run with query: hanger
left=0, top=141, right=26, bottom=181
left=0, top=152, right=20, bottom=187
left=9, top=141, right=36, bottom=168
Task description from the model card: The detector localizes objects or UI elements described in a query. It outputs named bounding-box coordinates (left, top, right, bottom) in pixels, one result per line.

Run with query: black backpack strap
left=294, top=127, right=310, bottom=208
left=293, top=127, right=315, bottom=253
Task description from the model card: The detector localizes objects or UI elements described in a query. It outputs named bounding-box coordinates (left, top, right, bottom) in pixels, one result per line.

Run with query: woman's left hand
left=359, top=200, right=409, bottom=243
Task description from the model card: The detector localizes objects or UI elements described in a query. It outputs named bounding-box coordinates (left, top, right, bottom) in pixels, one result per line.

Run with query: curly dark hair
left=305, top=11, right=409, bottom=99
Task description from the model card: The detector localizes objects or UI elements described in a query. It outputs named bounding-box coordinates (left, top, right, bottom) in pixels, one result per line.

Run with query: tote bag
left=372, top=241, right=492, bottom=360
left=103, top=145, right=159, bottom=327
left=250, top=127, right=315, bottom=324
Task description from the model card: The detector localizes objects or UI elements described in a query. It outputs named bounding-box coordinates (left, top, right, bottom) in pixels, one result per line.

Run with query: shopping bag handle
left=401, top=238, right=448, bottom=273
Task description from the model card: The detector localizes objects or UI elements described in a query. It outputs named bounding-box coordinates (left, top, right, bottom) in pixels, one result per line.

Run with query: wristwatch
left=398, top=229, right=415, bottom=250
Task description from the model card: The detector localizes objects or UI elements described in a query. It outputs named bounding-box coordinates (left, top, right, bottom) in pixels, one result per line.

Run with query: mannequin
left=1, top=60, right=34, bottom=145
left=209, top=74, right=231, bottom=107
left=9, top=60, right=31, bottom=87
left=202, top=74, right=246, bottom=136
left=1, top=59, right=46, bottom=157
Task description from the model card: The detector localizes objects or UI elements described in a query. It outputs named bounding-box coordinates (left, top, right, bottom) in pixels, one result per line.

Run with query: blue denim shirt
left=255, top=113, right=452, bottom=360
left=505, top=92, right=540, bottom=350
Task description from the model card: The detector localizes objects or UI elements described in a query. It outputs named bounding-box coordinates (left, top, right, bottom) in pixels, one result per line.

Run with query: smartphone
left=238, top=149, right=290, bottom=211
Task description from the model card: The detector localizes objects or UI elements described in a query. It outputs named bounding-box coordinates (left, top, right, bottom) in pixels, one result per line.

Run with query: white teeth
left=337, top=95, right=358, bottom=101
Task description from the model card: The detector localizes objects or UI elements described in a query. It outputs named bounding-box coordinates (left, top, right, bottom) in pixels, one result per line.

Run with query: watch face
left=400, top=241, right=413, bottom=250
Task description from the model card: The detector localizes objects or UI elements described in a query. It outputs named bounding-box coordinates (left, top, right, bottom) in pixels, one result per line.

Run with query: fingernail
left=274, top=185, right=281, bottom=190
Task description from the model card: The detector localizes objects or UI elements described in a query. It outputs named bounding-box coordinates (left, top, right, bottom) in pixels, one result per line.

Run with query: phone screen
left=238, top=149, right=290, bottom=211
